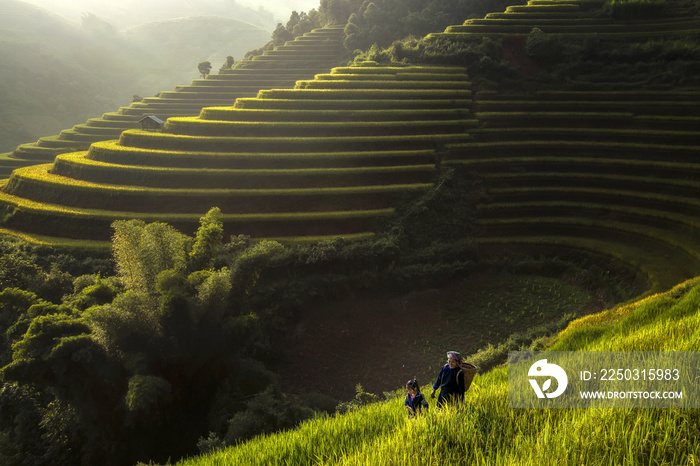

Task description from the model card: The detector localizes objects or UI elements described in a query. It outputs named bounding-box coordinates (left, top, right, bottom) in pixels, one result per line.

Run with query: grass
left=313, top=72, right=471, bottom=81
left=0, top=183, right=398, bottom=240
left=3, top=164, right=431, bottom=214
left=445, top=140, right=700, bottom=160
left=163, top=118, right=476, bottom=137
left=175, top=276, right=700, bottom=466
left=479, top=215, right=700, bottom=259
left=8, top=164, right=431, bottom=197
left=51, top=152, right=437, bottom=189
left=435, top=274, right=592, bottom=349
left=479, top=186, right=700, bottom=217
left=116, top=130, right=472, bottom=153
left=295, top=80, right=472, bottom=90
left=199, top=107, right=473, bottom=122
left=436, top=17, right=700, bottom=36
left=86, top=141, right=438, bottom=169
left=447, top=157, right=700, bottom=180
left=475, top=216, right=700, bottom=290
left=474, top=171, right=700, bottom=195
left=0, top=227, right=110, bottom=250
left=233, top=98, right=472, bottom=110
left=328, top=66, right=468, bottom=74
left=256, top=88, right=472, bottom=100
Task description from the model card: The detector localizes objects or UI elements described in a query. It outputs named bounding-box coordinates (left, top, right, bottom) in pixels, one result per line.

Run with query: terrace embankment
left=0, top=63, right=475, bottom=242
left=0, top=27, right=348, bottom=177
left=444, top=90, right=700, bottom=292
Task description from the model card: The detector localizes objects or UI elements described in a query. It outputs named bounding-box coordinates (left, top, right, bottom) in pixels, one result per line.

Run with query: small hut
left=138, top=116, right=164, bottom=132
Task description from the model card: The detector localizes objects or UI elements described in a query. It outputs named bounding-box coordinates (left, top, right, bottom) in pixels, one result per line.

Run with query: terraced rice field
left=3, top=0, right=700, bottom=296
left=413, top=0, right=700, bottom=291
left=0, top=64, right=475, bottom=242
left=0, top=27, right=348, bottom=177
left=427, top=0, right=700, bottom=39
left=444, top=90, right=700, bottom=291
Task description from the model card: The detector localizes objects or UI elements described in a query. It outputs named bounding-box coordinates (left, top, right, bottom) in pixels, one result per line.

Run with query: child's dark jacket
left=404, top=390, right=429, bottom=415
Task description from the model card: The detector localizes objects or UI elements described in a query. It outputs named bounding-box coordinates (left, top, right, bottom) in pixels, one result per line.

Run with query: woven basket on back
left=461, top=363, right=478, bottom=391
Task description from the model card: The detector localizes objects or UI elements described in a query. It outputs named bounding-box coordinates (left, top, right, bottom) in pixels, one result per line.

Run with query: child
left=405, top=378, right=429, bottom=417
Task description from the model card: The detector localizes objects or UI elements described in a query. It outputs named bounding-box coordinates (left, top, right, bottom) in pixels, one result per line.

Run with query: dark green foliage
left=112, top=220, right=190, bottom=294
left=342, top=0, right=527, bottom=52
left=230, top=240, right=285, bottom=295
left=0, top=239, right=111, bottom=295
left=605, top=0, right=666, bottom=18
left=388, top=167, right=486, bottom=248
left=565, top=38, right=700, bottom=87
left=526, top=27, right=565, bottom=63
left=124, top=375, right=172, bottom=414
left=0, top=252, right=41, bottom=292
left=0, top=384, right=54, bottom=466
left=63, top=274, right=122, bottom=311
left=335, top=384, right=381, bottom=414
left=0, top=211, right=313, bottom=464
left=189, top=207, right=224, bottom=272
left=223, top=384, right=315, bottom=444
left=355, top=35, right=520, bottom=88
left=0, top=288, right=41, bottom=366
left=321, top=0, right=363, bottom=25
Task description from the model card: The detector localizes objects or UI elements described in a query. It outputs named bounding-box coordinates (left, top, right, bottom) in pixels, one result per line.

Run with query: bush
left=224, top=385, right=315, bottom=444
left=335, top=384, right=380, bottom=414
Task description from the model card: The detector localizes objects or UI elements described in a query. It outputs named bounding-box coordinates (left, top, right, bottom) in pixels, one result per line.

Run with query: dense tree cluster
left=240, top=9, right=326, bottom=62
left=0, top=169, right=485, bottom=465
left=0, top=209, right=329, bottom=465
left=341, top=0, right=526, bottom=51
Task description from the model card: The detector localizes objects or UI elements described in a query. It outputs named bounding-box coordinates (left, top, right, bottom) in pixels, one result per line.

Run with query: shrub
left=335, top=384, right=381, bottom=414
left=223, top=385, right=315, bottom=444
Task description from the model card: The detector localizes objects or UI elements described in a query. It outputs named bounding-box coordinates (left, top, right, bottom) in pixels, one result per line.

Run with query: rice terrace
left=0, top=0, right=699, bottom=464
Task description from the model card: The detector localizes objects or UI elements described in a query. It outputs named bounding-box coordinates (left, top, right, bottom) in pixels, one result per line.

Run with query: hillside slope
left=177, top=276, right=700, bottom=465
left=0, top=59, right=473, bottom=243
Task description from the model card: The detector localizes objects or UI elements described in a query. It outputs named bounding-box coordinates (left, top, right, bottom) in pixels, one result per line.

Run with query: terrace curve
left=0, top=27, right=348, bottom=178
left=0, top=64, right=475, bottom=243
left=431, top=0, right=700, bottom=291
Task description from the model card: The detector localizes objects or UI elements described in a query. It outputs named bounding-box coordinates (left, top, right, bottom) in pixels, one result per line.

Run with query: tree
left=320, top=0, right=354, bottom=25
left=0, top=212, right=292, bottom=465
left=111, top=220, right=190, bottom=294
left=219, top=56, right=235, bottom=72
left=198, top=61, right=212, bottom=79
left=189, top=207, right=224, bottom=271
left=271, top=23, right=294, bottom=46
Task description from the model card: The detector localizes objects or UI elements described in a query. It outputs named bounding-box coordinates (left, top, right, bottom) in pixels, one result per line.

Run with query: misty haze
left=0, top=0, right=317, bottom=153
